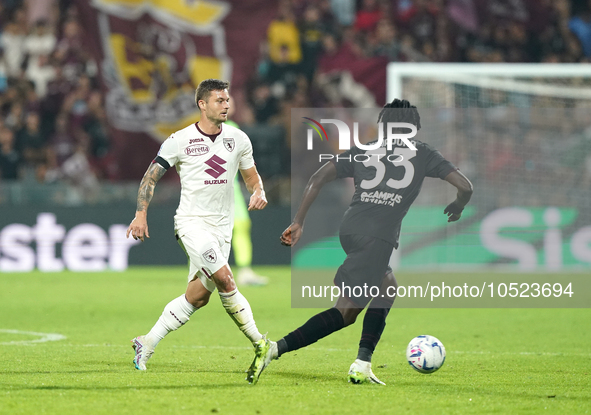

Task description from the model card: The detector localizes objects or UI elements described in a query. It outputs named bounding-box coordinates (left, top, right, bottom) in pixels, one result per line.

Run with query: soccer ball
left=406, top=335, right=446, bottom=374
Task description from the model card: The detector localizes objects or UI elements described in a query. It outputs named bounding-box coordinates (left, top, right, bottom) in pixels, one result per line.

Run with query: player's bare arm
left=280, top=161, right=337, bottom=247
left=443, top=170, right=473, bottom=223
left=240, top=166, right=267, bottom=211
left=126, top=162, right=167, bottom=241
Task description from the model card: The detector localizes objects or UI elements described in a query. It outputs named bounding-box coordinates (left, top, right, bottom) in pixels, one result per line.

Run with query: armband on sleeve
left=153, top=156, right=171, bottom=170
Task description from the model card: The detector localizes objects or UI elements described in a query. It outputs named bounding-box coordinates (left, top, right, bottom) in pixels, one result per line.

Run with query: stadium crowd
left=0, top=0, right=109, bottom=189
left=0, top=0, right=590, bottom=198
left=248, top=0, right=588, bottom=118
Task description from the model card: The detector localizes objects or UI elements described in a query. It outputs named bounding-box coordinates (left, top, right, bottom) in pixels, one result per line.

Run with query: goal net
left=385, top=63, right=591, bottom=271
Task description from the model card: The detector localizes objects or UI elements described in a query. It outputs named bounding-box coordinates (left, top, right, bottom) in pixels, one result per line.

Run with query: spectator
left=54, top=18, right=86, bottom=82
left=23, top=20, right=56, bottom=69
left=62, top=74, right=92, bottom=131
left=0, top=22, right=27, bottom=77
left=47, top=112, right=76, bottom=169
left=5, top=100, right=24, bottom=131
left=0, top=127, right=20, bottom=180
left=403, top=0, right=440, bottom=45
left=447, top=0, right=479, bottom=33
left=42, top=63, right=72, bottom=118
left=83, top=91, right=109, bottom=160
left=60, top=130, right=100, bottom=200
left=12, top=6, right=29, bottom=35
left=0, top=3, right=7, bottom=33
left=16, top=111, right=46, bottom=169
left=505, top=23, right=531, bottom=62
left=330, top=0, right=355, bottom=27
left=0, top=49, right=8, bottom=93
left=299, top=5, right=327, bottom=81
left=372, top=19, right=401, bottom=61
left=568, top=6, right=591, bottom=57
left=354, top=0, right=382, bottom=32
left=25, top=0, right=58, bottom=28
left=264, top=45, right=301, bottom=98
left=25, top=54, right=56, bottom=97
left=267, top=2, right=302, bottom=64
left=250, top=83, right=280, bottom=123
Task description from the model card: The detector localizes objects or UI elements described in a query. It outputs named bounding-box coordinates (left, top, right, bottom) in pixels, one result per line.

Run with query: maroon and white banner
left=76, top=0, right=276, bottom=179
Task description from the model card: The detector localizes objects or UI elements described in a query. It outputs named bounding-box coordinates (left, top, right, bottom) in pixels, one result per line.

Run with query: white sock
left=219, top=288, right=263, bottom=345
left=145, top=294, right=197, bottom=347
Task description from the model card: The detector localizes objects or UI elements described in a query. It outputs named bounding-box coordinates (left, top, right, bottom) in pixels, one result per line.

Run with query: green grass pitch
left=0, top=266, right=589, bottom=414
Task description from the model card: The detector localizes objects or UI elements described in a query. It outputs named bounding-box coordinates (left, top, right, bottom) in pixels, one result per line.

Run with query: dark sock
left=357, top=298, right=393, bottom=362
left=357, top=346, right=373, bottom=362
left=277, top=338, right=288, bottom=356
left=278, top=308, right=345, bottom=357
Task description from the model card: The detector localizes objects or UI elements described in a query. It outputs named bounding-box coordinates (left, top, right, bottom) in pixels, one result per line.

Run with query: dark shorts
left=334, top=234, right=394, bottom=307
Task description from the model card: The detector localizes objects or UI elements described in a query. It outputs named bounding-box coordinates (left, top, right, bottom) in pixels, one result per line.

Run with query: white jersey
left=156, top=122, right=255, bottom=241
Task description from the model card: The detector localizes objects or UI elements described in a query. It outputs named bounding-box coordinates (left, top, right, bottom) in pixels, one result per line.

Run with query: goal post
left=384, top=63, right=591, bottom=271
left=387, top=63, right=591, bottom=107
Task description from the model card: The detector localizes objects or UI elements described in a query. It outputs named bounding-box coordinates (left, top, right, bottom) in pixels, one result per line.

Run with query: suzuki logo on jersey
left=305, top=118, right=418, bottom=162
left=204, top=155, right=227, bottom=179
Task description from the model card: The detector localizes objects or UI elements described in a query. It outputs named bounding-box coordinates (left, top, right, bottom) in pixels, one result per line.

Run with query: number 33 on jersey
left=332, top=139, right=458, bottom=248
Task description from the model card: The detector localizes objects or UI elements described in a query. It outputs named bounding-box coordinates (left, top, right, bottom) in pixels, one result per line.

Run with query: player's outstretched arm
left=126, top=162, right=167, bottom=241
left=280, top=162, right=337, bottom=247
left=443, top=170, right=473, bottom=223
left=240, top=166, right=267, bottom=211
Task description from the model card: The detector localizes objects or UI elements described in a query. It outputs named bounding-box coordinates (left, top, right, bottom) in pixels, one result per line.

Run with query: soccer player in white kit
left=126, top=79, right=271, bottom=382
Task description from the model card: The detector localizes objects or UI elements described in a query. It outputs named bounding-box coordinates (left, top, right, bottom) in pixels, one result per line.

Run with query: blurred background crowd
left=0, top=0, right=590, bottom=206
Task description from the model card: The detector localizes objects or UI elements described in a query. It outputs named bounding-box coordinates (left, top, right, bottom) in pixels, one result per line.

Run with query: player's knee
left=343, top=313, right=357, bottom=326
left=213, top=269, right=236, bottom=293
left=185, top=291, right=210, bottom=308
left=188, top=296, right=209, bottom=308
left=338, top=307, right=361, bottom=326
left=382, top=271, right=398, bottom=291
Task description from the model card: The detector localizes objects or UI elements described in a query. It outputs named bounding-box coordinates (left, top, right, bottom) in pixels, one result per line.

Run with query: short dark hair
left=377, top=98, right=421, bottom=130
left=195, top=79, right=230, bottom=105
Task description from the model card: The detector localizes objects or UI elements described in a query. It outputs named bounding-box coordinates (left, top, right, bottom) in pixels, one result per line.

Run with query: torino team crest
left=202, top=249, right=217, bottom=263
left=223, top=137, right=235, bottom=152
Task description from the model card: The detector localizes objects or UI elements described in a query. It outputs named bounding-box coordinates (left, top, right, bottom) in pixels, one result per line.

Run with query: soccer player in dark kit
left=247, top=99, right=473, bottom=385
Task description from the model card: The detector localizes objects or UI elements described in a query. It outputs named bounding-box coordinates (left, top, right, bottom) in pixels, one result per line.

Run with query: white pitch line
left=452, top=350, right=591, bottom=357
left=4, top=342, right=588, bottom=357
left=66, top=343, right=350, bottom=352
left=0, top=329, right=66, bottom=345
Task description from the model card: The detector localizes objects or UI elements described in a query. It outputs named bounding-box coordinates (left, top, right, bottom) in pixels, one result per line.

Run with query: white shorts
left=175, top=225, right=231, bottom=292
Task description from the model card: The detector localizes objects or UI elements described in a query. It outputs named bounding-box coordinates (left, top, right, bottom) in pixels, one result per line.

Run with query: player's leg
left=132, top=229, right=217, bottom=370
left=211, top=262, right=273, bottom=384
left=274, top=295, right=363, bottom=359
left=131, top=284, right=208, bottom=371
left=246, top=234, right=373, bottom=384
left=137, top=277, right=210, bottom=350
left=275, top=234, right=392, bottom=357
left=246, top=296, right=363, bottom=385
left=211, top=264, right=264, bottom=345
left=333, top=235, right=394, bottom=385
left=357, top=270, right=397, bottom=362
left=348, top=271, right=397, bottom=385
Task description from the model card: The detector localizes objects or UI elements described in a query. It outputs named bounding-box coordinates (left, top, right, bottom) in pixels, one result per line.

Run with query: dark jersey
left=332, top=139, right=457, bottom=248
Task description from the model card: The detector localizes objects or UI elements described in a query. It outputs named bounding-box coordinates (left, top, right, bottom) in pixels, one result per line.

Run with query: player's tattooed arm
left=126, top=163, right=166, bottom=241
left=136, top=163, right=167, bottom=212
